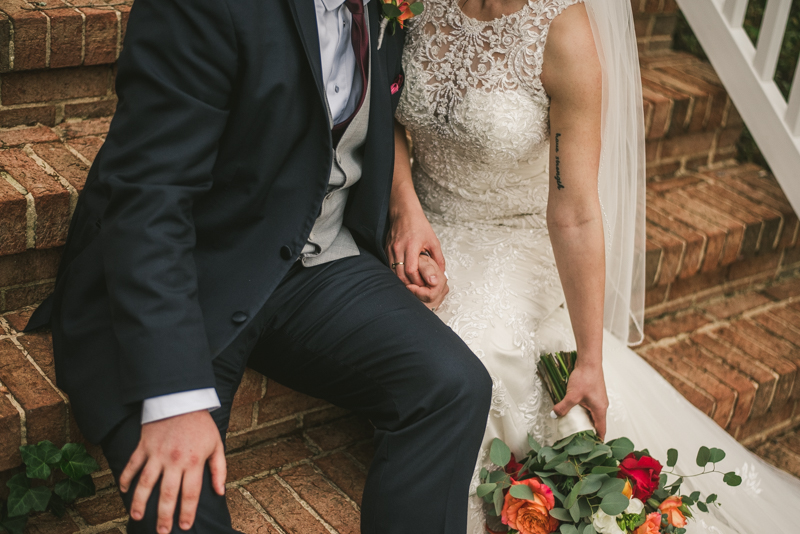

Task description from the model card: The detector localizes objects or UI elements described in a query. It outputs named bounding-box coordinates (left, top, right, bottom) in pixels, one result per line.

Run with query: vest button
left=231, top=311, right=248, bottom=324
left=280, top=245, right=293, bottom=260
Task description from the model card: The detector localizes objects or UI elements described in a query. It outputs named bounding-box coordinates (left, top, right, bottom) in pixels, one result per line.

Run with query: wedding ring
left=391, top=262, right=404, bottom=269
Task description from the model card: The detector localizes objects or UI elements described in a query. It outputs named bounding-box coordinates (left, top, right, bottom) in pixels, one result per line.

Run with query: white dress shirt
left=142, top=0, right=368, bottom=425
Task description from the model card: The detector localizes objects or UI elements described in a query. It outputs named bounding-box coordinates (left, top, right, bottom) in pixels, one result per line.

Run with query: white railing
left=676, top=0, right=800, bottom=214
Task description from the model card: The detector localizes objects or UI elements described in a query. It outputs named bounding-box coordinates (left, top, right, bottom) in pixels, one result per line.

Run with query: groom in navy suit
left=26, top=0, right=492, bottom=532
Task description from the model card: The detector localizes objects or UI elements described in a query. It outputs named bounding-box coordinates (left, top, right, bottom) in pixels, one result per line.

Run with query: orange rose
left=634, top=512, right=662, bottom=534
left=501, top=478, right=560, bottom=534
left=659, top=496, right=687, bottom=528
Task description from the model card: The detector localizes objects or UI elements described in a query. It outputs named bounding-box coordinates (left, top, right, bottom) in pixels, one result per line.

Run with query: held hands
left=553, top=361, right=609, bottom=440
left=386, top=208, right=449, bottom=310
left=119, top=410, right=227, bottom=533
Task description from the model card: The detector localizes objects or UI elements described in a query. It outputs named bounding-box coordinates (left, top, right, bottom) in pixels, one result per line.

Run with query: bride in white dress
left=386, top=0, right=800, bottom=532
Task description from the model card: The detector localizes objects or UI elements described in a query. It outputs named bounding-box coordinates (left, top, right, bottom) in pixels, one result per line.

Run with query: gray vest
left=299, top=61, right=371, bottom=267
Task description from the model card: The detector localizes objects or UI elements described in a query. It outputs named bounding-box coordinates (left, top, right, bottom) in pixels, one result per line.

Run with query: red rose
left=617, top=453, right=662, bottom=501
left=505, top=453, right=525, bottom=477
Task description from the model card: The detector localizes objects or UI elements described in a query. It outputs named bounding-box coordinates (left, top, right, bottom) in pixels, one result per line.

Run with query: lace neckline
left=453, top=0, right=534, bottom=25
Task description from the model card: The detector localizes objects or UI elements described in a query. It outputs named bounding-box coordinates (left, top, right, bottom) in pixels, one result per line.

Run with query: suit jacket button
left=231, top=312, right=248, bottom=324
left=280, top=245, right=293, bottom=260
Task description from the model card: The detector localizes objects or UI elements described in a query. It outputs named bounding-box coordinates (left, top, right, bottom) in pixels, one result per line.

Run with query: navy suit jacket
left=27, top=0, right=405, bottom=442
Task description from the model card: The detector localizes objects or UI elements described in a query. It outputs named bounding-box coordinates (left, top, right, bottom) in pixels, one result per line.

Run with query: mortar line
left=236, top=486, right=288, bottom=534
left=274, top=473, right=340, bottom=534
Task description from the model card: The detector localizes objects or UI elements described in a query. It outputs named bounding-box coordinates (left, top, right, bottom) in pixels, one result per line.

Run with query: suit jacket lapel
left=287, top=0, right=326, bottom=105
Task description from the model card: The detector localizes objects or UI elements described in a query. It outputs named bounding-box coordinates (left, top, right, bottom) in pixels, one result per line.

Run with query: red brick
left=24, top=508, right=80, bottom=534
left=18, top=332, right=56, bottom=384
left=1, top=66, right=112, bottom=106
left=280, top=464, right=360, bottom=534
left=763, top=276, right=800, bottom=301
left=643, top=69, right=711, bottom=133
left=31, top=142, right=90, bottom=192
left=347, top=441, right=375, bottom=469
left=10, top=10, right=48, bottom=71
left=258, top=388, right=328, bottom=425
left=643, top=310, right=711, bottom=341
left=0, top=393, right=22, bottom=471
left=119, top=5, right=132, bottom=45
left=228, top=403, right=254, bottom=433
left=704, top=183, right=784, bottom=252
left=245, top=475, right=330, bottom=534
left=0, top=125, right=59, bottom=147
left=647, top=203, right=706, bottom=278
left=668, top=267, right=728, bottom=302
left=226, top=436, right=312, bottom=483
left=314, top=453, right=367, bottom=506
left=639, top=351, right=716, bottom=416
left=0, top=106, right=57, bottom=128
left=0, top=338, right=65, bottom=446
left=64, top=98, right=119, bottom=120
left=0, top=177, right=27, bottom=256
left=48, top=8, right=84, bottom=69
left=641, top=78, right=691, bottom=140
left=0, top=149, right=70, bottom=249
left=644, top=284, right=667, bottom=309
left=2, top=306, right=35, bottom=333
left=233, top=368, right=264, bottom=407
left=302, top=405, right=351, bottom=427
left=73, top=490, right=127, bottom=525
left=67, top=136, right=105, bottom=162
left=735, top=401, right=797, bottom=443
left=701, top=291, right=771, bottom=319
left=4, top=280, right=55, bottom=311
left=646, top=223, right=684, bottom=285
left=646, top=160, right=681, bottom=180
left=660, top=130, right=717, bottom=160
left=225, top=420, right=299, bottom=452
left=755, top=438, right=800, bottom=478
left=226, top=490, right=280, bottom=534
left=0, top=14, right=10, bottom=73
left=59, top=117, right=112, bottom=139
left=727, top=251, right=781, bottom=282
left=304, top=415, right=373, bottom=452
left=82, top=8, right=119, bottom=66
left=641, top=85, right=671, bottom=140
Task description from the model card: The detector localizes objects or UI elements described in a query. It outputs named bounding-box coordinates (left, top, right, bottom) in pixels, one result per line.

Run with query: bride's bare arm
left=541, top=3, right=609, bottom=439
left=386, top=120, right=449, bottom=310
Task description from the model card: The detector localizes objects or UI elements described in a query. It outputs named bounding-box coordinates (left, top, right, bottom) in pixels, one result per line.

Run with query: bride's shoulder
left=539, top=2, right=600, bottom=97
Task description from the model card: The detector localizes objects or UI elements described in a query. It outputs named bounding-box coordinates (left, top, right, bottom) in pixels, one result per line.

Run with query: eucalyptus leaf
left=493, top=487, right=504, bottom=517
left=480, top=467, right=488, bottom=480
left=609, top=438, right=634, bottom=460
left=708, top=448, right=726, bottom=464
left=541, top=477, right=566, bottom=502
left=599, top=492, right=629, bottom=516
left=577, top=497, right=592, bottom=518
left=555, top=461, right=580, bottom=477
left=659, top=473, right=668, bottom=488
left=554, top=434, right=576, bottom=450
left=488, top=471, right=507, bottom=484
left=550, top=507, right=572, bottom=521
left=696, top=446, right=711, bottom=467
left=696, top=501, right=708, bottom=513
left=690, top=491, right=701, bottom=501
left=597, top=477, right=626, bottom=498
left=476, top=483, right=497, bottom=499
left=583, top=524, right=596, bottom=534
left=564, top=480, right=583, bottom=509
left=545, top=451, right=569, bottom=470
left=59, top=443, right=100, bottom=480
left=569, top=499, right=581, bottom=523
left=566, top=437, right=594, bottom=456
left=578, top=474, right=605, bottom=495
left=382, top=3, right=402, bottom=18
left=591, top=466, right=620, bottom=475
left=585, top=445, right=612, bottom=462
left=540, top=447, right=558, bottom=463
left=528, top=435, right=542, bottom=453
left=408, top=2, right=424, bottom=15
left=723, top=472, right=742, bottom=486
left=706, top=494, right=717, bottom=503
left=667, top=448, right=678, bottom=468
left=560, top=524, right=579, bottom=534
left=509, top=484, right=536, bottom=501
left=490, top=439, right=512, bottom=468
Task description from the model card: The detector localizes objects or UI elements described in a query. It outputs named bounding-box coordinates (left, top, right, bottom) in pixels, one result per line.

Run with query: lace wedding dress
left=395, top=0, right=800, bottom=532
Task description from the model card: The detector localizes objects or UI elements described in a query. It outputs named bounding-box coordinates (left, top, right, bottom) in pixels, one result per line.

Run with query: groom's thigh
left=247, top=250, right=490, bottom=428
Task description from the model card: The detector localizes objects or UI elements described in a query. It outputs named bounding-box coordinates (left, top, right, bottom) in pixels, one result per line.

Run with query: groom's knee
left=427, top=344, right=492, bottom=424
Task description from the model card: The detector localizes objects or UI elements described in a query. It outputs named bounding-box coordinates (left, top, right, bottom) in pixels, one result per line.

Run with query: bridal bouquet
left=477, top=351, right=742, bottom=534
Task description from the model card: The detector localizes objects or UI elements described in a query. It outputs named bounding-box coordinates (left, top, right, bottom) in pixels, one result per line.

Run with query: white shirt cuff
left=141, top=388, right=221, bottom=424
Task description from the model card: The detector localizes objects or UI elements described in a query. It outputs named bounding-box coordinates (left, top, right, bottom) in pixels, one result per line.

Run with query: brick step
left=753, top=424, right=800, bottom=479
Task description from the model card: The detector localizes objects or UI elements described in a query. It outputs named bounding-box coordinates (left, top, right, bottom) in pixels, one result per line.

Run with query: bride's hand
left=405, top=254, right=449, bottom=311
left=386, top=206, right=446, bottom=288
left=553, top=361, right=609, bottom=440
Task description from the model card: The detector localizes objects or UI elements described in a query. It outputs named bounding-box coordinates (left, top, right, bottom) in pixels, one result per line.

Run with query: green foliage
left=0, top=441, right=99, bottom=533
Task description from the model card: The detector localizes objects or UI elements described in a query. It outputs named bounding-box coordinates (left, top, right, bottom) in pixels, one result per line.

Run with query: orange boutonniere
left=377, top=0, right=424, bottom=49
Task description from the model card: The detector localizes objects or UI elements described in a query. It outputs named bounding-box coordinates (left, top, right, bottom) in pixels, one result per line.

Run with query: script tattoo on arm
left=554, top=132, right=565, bottom=190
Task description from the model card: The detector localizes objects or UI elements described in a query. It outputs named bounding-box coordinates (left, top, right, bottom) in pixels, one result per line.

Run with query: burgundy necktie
left=332, top=0, right=369, bottom=136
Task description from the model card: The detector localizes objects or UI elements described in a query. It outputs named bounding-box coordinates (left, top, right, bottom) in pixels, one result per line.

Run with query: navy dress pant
left=101, top=249, right=493, bottom=534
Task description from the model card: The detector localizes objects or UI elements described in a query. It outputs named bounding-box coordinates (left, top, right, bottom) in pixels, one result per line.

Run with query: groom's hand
left=386, top=208, right=446, bottom=288
left=553, top=362, right=609, bottom=440
left=406, top=254, right=449, bottom=311
left=119, top=410, right=226, bottom=533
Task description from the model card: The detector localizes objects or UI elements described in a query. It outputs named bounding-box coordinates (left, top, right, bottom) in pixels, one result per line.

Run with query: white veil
left=583, top=0, right=647, bottom=346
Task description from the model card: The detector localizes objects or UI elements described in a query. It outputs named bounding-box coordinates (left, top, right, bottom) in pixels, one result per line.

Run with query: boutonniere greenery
left=377, top=0, right=424, bottom=49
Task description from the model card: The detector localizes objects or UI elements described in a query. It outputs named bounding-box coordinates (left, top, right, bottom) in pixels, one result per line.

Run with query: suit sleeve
left=96, top=0, right=237, bottom=403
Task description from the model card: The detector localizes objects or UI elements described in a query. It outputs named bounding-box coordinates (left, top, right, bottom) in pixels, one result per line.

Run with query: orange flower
left=659, top=496, right=687, bottom=528
left=501, top=478, right=560, bottom=534
left=397, top=1, right=414, bottom=27
left=622, top=480, right=633, bottom=499
left=633, top=512, right=662, bottom=534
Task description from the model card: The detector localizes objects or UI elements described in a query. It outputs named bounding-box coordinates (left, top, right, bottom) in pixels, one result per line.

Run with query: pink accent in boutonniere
left=391, top=75, right=404, bottom=95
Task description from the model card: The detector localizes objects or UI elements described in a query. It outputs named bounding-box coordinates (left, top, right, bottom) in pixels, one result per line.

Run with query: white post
left=723, top=0, right=749, bottom=27
left=753, top=0, right=793, bottom=81
left=786, top=62, right=800, bottom=136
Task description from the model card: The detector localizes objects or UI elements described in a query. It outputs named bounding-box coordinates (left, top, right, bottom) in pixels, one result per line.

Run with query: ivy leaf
left=723, top=472, right=742, bottom=486
left=7, top=485, right=51, bottom=517
left=510, top=484, right=535, bottom=500
left=5, top=473, right=29, bottom=494
left=608, top=438, right=634, bottom=460
left=696, top=446, right=711, bottom=467
left=549, top=507, right=572, bottom=521
left=20, top=441, right=62, bottom=480
left=667, top=448, right=678, bottom=468
left=59, top=443, right=100, bottom=480
left=0, top=502, right=28, bottom=534
left=599, top=492, right=629, bottom=516
left=489, top=439, right=511, bottom=468
left=708, top=448, right=726, bottom=464
left=47, top=493, right=66, bottom=518
left=54, top=475, right=95, bottom=502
